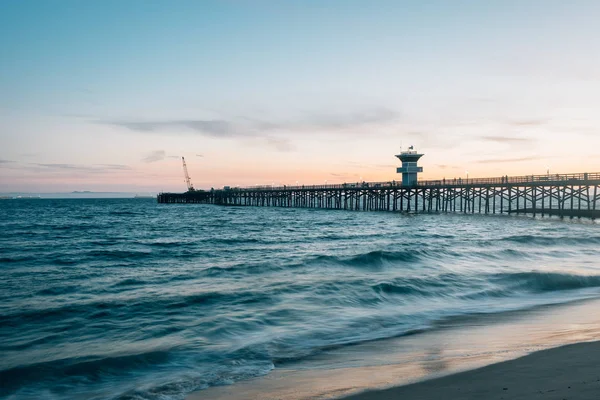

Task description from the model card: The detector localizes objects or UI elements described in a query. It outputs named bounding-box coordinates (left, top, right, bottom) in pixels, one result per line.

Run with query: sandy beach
left=189, top=296, right=600, bottom=400
left=343, top=341, right=600, bottom=400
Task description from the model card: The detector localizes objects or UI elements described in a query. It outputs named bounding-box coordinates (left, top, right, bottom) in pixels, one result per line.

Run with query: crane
left=182, top=156, right=195, bottom=192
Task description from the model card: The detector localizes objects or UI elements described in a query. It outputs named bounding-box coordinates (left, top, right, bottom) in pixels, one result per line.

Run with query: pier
left=158, top=152, right=600, bottom=219
left=157, top=172, right=600, bottom=219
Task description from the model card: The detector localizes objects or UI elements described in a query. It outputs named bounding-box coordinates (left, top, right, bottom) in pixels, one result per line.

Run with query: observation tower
left=395, top=146, right=424, bottom=186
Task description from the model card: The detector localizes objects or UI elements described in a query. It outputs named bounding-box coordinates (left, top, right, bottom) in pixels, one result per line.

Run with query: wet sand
left=343, top=341, right=600, bottom=400
left=189, top=297, right=600, bottom=400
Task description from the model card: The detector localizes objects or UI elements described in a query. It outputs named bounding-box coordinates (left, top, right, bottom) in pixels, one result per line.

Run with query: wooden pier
left=157, top=172, right=600, bottom=219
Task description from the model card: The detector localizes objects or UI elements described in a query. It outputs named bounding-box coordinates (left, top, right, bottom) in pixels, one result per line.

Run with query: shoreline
left=342, top=340, right=600, bottom=400
left=189, top=296, right=600, bottom=400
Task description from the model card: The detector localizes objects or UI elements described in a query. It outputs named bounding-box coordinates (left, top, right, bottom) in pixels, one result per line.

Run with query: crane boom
left=182, top=157, right=195, bottom=191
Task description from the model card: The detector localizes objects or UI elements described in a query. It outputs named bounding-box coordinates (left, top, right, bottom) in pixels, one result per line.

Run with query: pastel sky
left=1, top=0, right=600, bottom=192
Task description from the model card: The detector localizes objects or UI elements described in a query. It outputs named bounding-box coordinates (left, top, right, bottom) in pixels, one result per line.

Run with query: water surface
left=1, top=199, right=599, bottom=399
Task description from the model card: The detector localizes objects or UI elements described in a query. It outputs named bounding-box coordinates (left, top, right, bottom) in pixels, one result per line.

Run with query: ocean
left=1, top=199, right=600, bottom=400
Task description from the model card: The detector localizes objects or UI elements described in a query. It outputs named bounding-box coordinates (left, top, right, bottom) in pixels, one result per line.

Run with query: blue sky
left=1, top=1, right=600, bottom=192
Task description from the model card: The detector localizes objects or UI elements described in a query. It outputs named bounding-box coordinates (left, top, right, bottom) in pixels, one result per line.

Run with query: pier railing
left=230, top=172, right=600, bottom=192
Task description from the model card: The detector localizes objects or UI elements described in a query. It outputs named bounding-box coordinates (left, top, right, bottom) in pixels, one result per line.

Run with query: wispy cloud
left=99, top=108, right=401, bottom=151
left=94, top=164, right=132, bottom=170
left=33, top=163, right=132, bottom=171
left=436, top=164, right=459, bottom=170
left=509, top=119, right=547, bottom=127
left=481, top=136, right=533, bottom=144
left=117, top=120, right=236, bottom=136
left=0, top=159, right=12, bottom=164
left=196, top=154, right=204, bottom=157
left=475, top=156, right=542, bottom=164
left=35, top=163, right=91, bottom=170
left=329, top=172, right=360, bottom=179
left=142, top=150, right=166, bottom=163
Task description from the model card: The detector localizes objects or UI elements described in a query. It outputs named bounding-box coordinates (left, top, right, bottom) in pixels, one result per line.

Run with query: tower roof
left=395, top=150, right=424, bottom=162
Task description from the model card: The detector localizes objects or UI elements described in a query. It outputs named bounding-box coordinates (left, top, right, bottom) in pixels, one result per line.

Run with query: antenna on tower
left=182, top=157, right=195, bottom=192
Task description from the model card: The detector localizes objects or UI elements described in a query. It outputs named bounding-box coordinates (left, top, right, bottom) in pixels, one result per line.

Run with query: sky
left=1, top=0, right=600, bottom=193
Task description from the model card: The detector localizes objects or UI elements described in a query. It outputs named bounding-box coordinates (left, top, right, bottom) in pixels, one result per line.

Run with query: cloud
left=35, top=163, right=90, bottom=170
left=480, top=136, right=533, bottom=144
left=0, top=159, right=12, bottom=164
left=94, top=164, right=132, bottom=170
left=509, top=119, right=547, bottom=127
left=142, top=150, right=166, bottom=163
left=329, top=172, right=360, bottom=179
left=167, top=155, right=180, bottom=159
left=475, top=156, right=542, bottom=164
left=196, top=154, right=204, bottom=157
left=436, top=164, right=459, bottom=170
left=116, top=120, right=236, bottom=137
left=33, top=163, right=132, bottom=171
left=100, top=108, right=401, bottom=151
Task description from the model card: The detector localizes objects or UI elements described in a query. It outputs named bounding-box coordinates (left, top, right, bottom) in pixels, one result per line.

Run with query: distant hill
left=0, top=192, right=155, bottom=199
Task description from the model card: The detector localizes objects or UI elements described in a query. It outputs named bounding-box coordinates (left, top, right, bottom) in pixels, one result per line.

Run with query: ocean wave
left=501, top=235, right=600, bottom=245
left=344, top=250, right=421, bottom=266
left=373, top=281, right=430, bottom=296
left=0, top=255, right=37, bottom=263
left=1, top=352, right=274, bottom=400
left=174, top=290, right=273, bottom=309
left=145, top=241, right=185, bottom=248
left=1, top=288, right=268, bottom=327
left=210, top=237, right=262, bottom=245
left=311, top=249, right=432, bottom=269
left=494, top=271, right=600, bottom=293
left=112, top=278, right=147, bottom=287
left=0, top=350, right=173, bottom=395
left=474, top=248, right=531, bottom=261
left=114, top=361, right=274, bottom=400
left=36, top=285, right=80, bottom=296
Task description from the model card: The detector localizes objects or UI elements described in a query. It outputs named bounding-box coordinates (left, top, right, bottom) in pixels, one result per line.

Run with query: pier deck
left=158, top=172, right=600, bottom=219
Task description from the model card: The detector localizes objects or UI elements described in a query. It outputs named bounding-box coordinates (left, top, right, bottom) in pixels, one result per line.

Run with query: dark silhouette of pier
left=157, top=172, right=600, bottom=219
